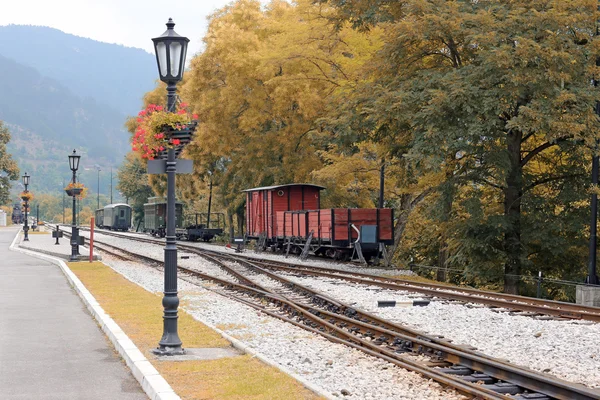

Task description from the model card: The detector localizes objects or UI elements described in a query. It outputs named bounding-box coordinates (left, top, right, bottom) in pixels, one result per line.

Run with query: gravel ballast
left=81, top=231, right=465, bottom=399
left=83, top=230, right=600, bottom=392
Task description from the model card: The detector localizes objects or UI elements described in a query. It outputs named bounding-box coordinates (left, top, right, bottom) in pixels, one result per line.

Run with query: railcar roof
left=242, top=183, right=325, bottom=192
left=103, top=203, right=131, bottom=208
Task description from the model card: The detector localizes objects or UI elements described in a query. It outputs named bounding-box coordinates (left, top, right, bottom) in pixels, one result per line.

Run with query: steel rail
left=224, top=255, right=600, bottom=322
left=69, top=230, right=600, bottom=400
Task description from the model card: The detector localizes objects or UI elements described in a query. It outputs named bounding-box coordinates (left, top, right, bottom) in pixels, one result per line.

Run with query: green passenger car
left=143, top=197, right=183, bottom=237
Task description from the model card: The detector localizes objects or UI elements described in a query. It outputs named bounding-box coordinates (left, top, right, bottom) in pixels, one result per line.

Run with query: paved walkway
left=0, top=226, right=147, bottom=400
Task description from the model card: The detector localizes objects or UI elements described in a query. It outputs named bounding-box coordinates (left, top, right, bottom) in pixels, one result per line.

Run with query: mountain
left=0, top=25, right=157, bottom=116
left=0, top=26, right=160, bottom=195
left=0, top=53, right=129, bottom=192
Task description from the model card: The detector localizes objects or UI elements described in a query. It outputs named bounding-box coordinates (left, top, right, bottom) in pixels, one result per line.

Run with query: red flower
left=177, top=109, right=186, bottom=115
left=192, top=114, right=198, bottom=119
left=172, top=139, right=181, bottom=145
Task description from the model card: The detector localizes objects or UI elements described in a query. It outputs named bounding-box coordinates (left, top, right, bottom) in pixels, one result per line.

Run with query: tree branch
left=523, top=173, right=585, bottom=193
left=520, top=136, right=572, bottom=167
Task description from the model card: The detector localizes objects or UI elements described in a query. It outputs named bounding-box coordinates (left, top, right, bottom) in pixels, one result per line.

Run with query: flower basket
left=131, top=103, right=198, bottom=160
left=65, top=188, right=83, bottom=197
left=20, top=191, right=33, bottom=202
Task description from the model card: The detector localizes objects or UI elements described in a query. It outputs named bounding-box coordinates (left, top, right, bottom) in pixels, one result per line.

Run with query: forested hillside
left=0, top=26, right=157, bottom=195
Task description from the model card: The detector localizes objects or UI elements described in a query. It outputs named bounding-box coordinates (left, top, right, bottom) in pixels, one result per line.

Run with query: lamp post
left=22, top=173, right=30, bottom=241
left=68, top=149, right=81, bottom=261
left=151, top=18, right=189, bottom=356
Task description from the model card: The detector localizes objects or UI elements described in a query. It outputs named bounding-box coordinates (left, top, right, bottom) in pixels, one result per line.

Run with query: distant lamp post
left=68, top=149, right=81, bottom=261
left=151, top=18, right=189, bottom=356
left=21, top=173, right=30, bottom=241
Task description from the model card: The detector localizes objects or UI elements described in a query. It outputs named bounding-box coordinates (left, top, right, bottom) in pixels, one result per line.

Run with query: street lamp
left=68, top=149, right=81, bottom=261
left=151, top=18, right=189, bottom=356
left=22, top=173, right=30, bottom=241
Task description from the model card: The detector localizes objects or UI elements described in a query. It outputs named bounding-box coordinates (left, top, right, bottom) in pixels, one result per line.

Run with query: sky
left=0, top=0, right=268, bottom=57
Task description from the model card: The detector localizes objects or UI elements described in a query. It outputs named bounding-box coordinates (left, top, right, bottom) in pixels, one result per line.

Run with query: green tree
left=323, top=0, right=599, bottom=294
left=0, top=121, right=20, bottom=205
left=116, top=152, right=154, bottom=227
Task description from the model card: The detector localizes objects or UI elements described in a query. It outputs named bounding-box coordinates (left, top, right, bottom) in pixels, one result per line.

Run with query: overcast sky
left=0, top=0, right=268, bottom=56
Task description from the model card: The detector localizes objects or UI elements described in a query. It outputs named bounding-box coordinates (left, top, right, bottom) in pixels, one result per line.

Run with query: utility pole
left=110, top=167, right=113, bottom=204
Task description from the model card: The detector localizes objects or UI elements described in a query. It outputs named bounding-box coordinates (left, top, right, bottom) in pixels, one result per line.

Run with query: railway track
left=74, top=226, right=600, bottom=323
left=55, top=226, right=600, bottom=400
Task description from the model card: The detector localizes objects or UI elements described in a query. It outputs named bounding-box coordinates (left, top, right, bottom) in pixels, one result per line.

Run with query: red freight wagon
left=244, top=183, right=324, bottom=240
left=245, top=183, right=394, bottom=261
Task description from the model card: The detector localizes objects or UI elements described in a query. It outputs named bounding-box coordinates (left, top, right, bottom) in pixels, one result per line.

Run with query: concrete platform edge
left=9, top=229, right=180, bottom=400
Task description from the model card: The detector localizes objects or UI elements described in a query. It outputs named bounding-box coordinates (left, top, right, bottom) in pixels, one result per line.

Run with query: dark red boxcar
left=277, top=208, right=394, bottom=246
left=244, top=184, right=324, bottom=240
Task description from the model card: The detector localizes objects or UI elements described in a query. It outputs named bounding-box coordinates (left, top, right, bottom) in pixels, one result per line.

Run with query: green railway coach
left=143, top=197, right=183, bottom=237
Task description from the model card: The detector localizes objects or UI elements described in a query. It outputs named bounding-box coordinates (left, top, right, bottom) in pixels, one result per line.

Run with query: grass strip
left=69, top=261, right=322, bottom=400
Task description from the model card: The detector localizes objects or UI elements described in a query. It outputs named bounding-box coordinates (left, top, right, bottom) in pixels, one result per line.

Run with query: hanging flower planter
left=20, top=191, right=33, bottom=202
left=64, top=182, right=86, bottom=198
left=65, top=188, right=83, bottom=197
left=131, top=103, right=198, bottom=160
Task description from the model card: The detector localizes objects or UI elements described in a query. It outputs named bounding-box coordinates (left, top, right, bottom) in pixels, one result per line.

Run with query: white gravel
left=83, top=232, right=464, bottom=399
left=81, top=230, right=600, bottom=391
left=276, top=273, right=600, bottom=389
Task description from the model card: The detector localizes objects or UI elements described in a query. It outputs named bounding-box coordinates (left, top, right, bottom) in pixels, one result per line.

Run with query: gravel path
left=82, top=230, right=600, bottom=391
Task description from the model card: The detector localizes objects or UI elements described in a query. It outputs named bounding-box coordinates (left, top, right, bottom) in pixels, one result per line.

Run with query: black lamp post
left=151, top=18, right=189, bottom=356
left=22, top=173, right=30, bottom=241
left=68, top=149, right=81, bottom=261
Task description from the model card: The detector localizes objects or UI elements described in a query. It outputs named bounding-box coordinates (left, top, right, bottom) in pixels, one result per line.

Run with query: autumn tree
left=178, top=0, right=380, bottom=231
left=116, top=152, right=154, bottom=226
left=323, top=0, right=600, bottom=293
left=0, top=121, right=20, bottom=204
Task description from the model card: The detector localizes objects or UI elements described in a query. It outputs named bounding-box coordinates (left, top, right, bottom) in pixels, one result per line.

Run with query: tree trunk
left=236, top=208, right=245, bottom=236
left=228, top=211, right=234, bottom=243
left=503, top=130, right=523, bottom=294
left=386, top=190, right=430, bottom=266
left=437, top=165, right=456, bottom=282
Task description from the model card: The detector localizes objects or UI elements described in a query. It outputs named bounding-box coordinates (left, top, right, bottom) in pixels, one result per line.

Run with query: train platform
left=0, top=226, right=148, bottom=400
left=18, top=224, right=101, bottom=261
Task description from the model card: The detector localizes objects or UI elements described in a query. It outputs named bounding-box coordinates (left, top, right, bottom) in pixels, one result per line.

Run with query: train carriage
left=244, top=184, right=394, bottom=261
left=143, top=197, right=183, bottom=237
left=103, top=204, right=132, bottom=231
left=94, top=208, right=104, bottom=228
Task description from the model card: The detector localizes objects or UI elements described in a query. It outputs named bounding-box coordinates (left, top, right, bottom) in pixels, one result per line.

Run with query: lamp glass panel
left=181, top=42, right=188, bottom=77
left=156, top=42, right=168, bottom=77
left=170, top=42, right=182, bottom=78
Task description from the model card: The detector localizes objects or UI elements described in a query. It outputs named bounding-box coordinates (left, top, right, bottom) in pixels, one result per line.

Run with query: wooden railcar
left=143, top=197, right=183, bottom=237
left=94, top=208, right=104, bottom=228
left=183, top=212, right=225, bottom=242
left=244, top=184, right=394, bottom=261
left=103, top=204, right=132, bottom=231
